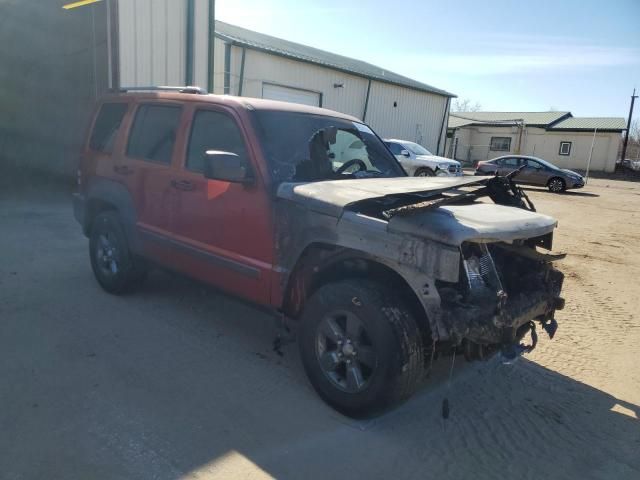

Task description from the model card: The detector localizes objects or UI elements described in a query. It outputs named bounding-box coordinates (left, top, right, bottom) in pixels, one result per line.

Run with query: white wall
left=218, top=41, right=450, bottom=154
left=118, top=0, right=209, bottom=88
left=447, top=124, right=621, bottom=172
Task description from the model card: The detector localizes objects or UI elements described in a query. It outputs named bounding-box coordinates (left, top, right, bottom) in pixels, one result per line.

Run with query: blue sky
left=217, top=0, right=640, bottom=119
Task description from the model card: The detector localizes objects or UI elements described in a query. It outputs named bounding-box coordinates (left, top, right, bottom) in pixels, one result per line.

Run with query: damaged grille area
left=437, top=241, right=564, bottom=351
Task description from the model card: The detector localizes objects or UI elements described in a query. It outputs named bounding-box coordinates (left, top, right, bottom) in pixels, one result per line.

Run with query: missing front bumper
left=437, top=242, right=565, bottom=348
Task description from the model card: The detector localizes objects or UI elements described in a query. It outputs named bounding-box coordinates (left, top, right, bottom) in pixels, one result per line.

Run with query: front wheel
left=547, top=177, right=566, bottom=193
left=298, top=279, right=425, bottom=418
left=415, top=168, right=435, bottom=177
left=89, top=211, right=147, bottom=294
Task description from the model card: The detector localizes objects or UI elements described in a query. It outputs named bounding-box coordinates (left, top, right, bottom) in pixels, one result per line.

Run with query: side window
left=89, top=103, right=127, bottom=153
left=386, top=142, right=402, bottom=155
left=502, top=157, right=520, bottom=167
left=525, top=159, right=542, bottom=169
left=127, top=104, right=182, bottom=164
left=186, top=110, right=248, bottom=173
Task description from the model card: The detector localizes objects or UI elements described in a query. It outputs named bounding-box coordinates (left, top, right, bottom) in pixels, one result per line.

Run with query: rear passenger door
left=167, top=106, right=274, bottom=305
left=122, top=103, right=183, bottom=247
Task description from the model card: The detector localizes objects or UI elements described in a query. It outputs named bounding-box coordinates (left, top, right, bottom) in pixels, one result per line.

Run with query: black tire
left=89, top=211, right=147, bottom=294
left=547, top=177, right=566, bottom=193
left=415, top=168, right=435, bottom=177
left=298, top=279, right=425, bottom=418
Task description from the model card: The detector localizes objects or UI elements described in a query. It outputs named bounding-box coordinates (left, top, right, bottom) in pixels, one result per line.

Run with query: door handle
left=113, top=165, right=134, bottom=175
left=170, top=179, right=195, bottom=191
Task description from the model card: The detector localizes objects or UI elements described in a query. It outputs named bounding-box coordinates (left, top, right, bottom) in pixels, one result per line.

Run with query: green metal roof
left=549, top=117, right=626, bottom=131
left=449, top=111, right=570, bottom=128
left=214, top=21, right=455, bottom=98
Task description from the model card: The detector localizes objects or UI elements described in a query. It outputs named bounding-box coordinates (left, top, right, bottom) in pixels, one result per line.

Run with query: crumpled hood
left=387, top=203, right=557, bottom=245
left=277, top=177, right=483, bottom=217
left=416, top=154, right=460, bottom=165
left=278, top=177, right=558, bottom=246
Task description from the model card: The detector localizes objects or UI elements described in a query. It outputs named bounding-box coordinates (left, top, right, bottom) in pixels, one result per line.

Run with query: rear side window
left=127, top=104, right=182, bottom=164
left=186, top=110, right=248, bottom=173
left=89, top=103, right=127, bottom=153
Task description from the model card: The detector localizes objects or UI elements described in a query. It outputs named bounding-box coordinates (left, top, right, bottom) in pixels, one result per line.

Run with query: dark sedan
left=475, top=155, right=585, bottom=192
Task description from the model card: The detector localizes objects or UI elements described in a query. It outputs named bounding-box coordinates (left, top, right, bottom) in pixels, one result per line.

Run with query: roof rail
left=117, top=85, right=208, bottom=95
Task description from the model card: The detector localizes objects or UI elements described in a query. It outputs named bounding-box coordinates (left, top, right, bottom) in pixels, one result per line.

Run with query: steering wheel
left=336, top=159, right=367, bottom=175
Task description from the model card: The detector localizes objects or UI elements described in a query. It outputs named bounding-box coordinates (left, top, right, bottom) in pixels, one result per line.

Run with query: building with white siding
left=3, top=0, right=454, bottom=176
left=208, top=22, right=454, bottom=153
left=445, top=112, right=625, bottom=173
left=116, top=0, right=455, bottom=156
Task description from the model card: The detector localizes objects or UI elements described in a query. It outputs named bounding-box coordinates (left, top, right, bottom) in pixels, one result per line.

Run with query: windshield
left=403, top=141, right=433, bottom=156
left=252, top=111, right=406, bottom=183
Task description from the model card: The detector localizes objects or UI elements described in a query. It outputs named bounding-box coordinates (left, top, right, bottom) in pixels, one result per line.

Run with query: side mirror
left=203, top=150, right=254, bottom=184
left=401, top=149, right=411, bottom=158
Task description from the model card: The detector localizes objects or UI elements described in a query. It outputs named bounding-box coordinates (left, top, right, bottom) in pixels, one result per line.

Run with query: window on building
left=127, top=104, right=182, bottom=164
left=559, top=141, right=572, bottom=156
left=490, top=137, right=512, bottom=152
left=89, top=103, right=128, bottom=153
left=186, top=110, right=249, bottom=173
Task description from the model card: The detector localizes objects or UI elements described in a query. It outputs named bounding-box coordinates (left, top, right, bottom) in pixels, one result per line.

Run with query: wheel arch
left=282, top=243, right=433, bottom=344
left=84, top=179, right=140, bottom=252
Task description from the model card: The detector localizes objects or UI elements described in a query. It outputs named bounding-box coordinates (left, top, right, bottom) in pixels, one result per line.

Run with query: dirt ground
left=0, top=177, right=638, bottom=480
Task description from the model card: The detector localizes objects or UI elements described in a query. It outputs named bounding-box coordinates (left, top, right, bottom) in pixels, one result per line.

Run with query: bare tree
left=453, top=98, right=482, bottom=112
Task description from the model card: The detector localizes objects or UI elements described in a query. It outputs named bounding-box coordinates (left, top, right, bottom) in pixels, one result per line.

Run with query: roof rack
left=117, top=85, right=208, bottom=95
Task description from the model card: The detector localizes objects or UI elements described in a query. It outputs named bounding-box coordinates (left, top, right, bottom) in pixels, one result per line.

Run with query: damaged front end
left=437, top=240, right=564, bottom=361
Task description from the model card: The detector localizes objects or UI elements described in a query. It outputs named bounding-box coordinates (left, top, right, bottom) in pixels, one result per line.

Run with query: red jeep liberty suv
left=74, top=87, right=565, bottom=417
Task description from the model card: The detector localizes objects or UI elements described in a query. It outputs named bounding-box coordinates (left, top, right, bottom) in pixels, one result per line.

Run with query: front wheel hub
left=315, top=311, right=378, bottom=393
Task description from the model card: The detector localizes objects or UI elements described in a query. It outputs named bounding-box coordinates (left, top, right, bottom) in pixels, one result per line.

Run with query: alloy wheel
left=95, top=233, right=120, bottom=276
left=315, top=310, right=378, bottom=393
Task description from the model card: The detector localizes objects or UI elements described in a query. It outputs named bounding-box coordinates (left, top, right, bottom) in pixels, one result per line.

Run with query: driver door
left=521, top=158, right=548, bottom=186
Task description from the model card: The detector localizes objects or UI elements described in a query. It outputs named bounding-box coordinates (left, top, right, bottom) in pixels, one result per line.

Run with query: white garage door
left=262, top=83, right=321, bottom=107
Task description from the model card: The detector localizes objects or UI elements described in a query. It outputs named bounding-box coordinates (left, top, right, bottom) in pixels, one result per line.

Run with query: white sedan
left=384, top=138, right=462, bottom=177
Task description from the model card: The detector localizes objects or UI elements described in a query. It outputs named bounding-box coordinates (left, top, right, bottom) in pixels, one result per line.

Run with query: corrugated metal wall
left=365, top=82, right=449, bottom=153
left=118, top=0, right=209, bottom=88
left=218, top=40, right=449, bottom=153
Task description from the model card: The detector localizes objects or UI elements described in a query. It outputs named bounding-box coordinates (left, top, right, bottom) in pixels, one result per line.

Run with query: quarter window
left=89, top=103, right=127, bottom=153
left=559, top=141, right=572, bottom=156
left=490, top=137, right=512, bottom=152
left=127, top=104, right=182, bottom=164
left=186, top=110, right=248, bottom=173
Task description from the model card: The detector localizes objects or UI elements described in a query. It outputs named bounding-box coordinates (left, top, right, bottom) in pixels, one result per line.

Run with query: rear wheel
left=547, top=177, right=566, bottom=193
left=89, top=211, right=147, bottom=294
left=415, top=168, right=435, bottom=177
left=298, top=279, right=424, bottom=418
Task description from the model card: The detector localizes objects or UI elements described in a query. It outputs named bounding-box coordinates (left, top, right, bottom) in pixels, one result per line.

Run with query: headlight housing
left=438, top=163, right=451, bottom=170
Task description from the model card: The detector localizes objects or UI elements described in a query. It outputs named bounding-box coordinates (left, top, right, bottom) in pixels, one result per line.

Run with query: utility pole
left=620, top=88, right=638, bottom=165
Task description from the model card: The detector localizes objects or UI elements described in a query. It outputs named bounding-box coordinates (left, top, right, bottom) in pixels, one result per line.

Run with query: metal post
left=90, top=5, right=98, bottom=98
left=620, top=88, right=638, bottom=165
left=207, top=0, right=215, bottom=93
left=585, top=128, right=597, bottom=184
left=185, top=0, right=195, bottom=85
left=237, top=47, right=246, bottom=96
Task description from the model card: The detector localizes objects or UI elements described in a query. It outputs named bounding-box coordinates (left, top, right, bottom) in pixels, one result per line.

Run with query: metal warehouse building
left=117, top=4, right=454, bottom=155
left=1, top=0, right=454, bottom=177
